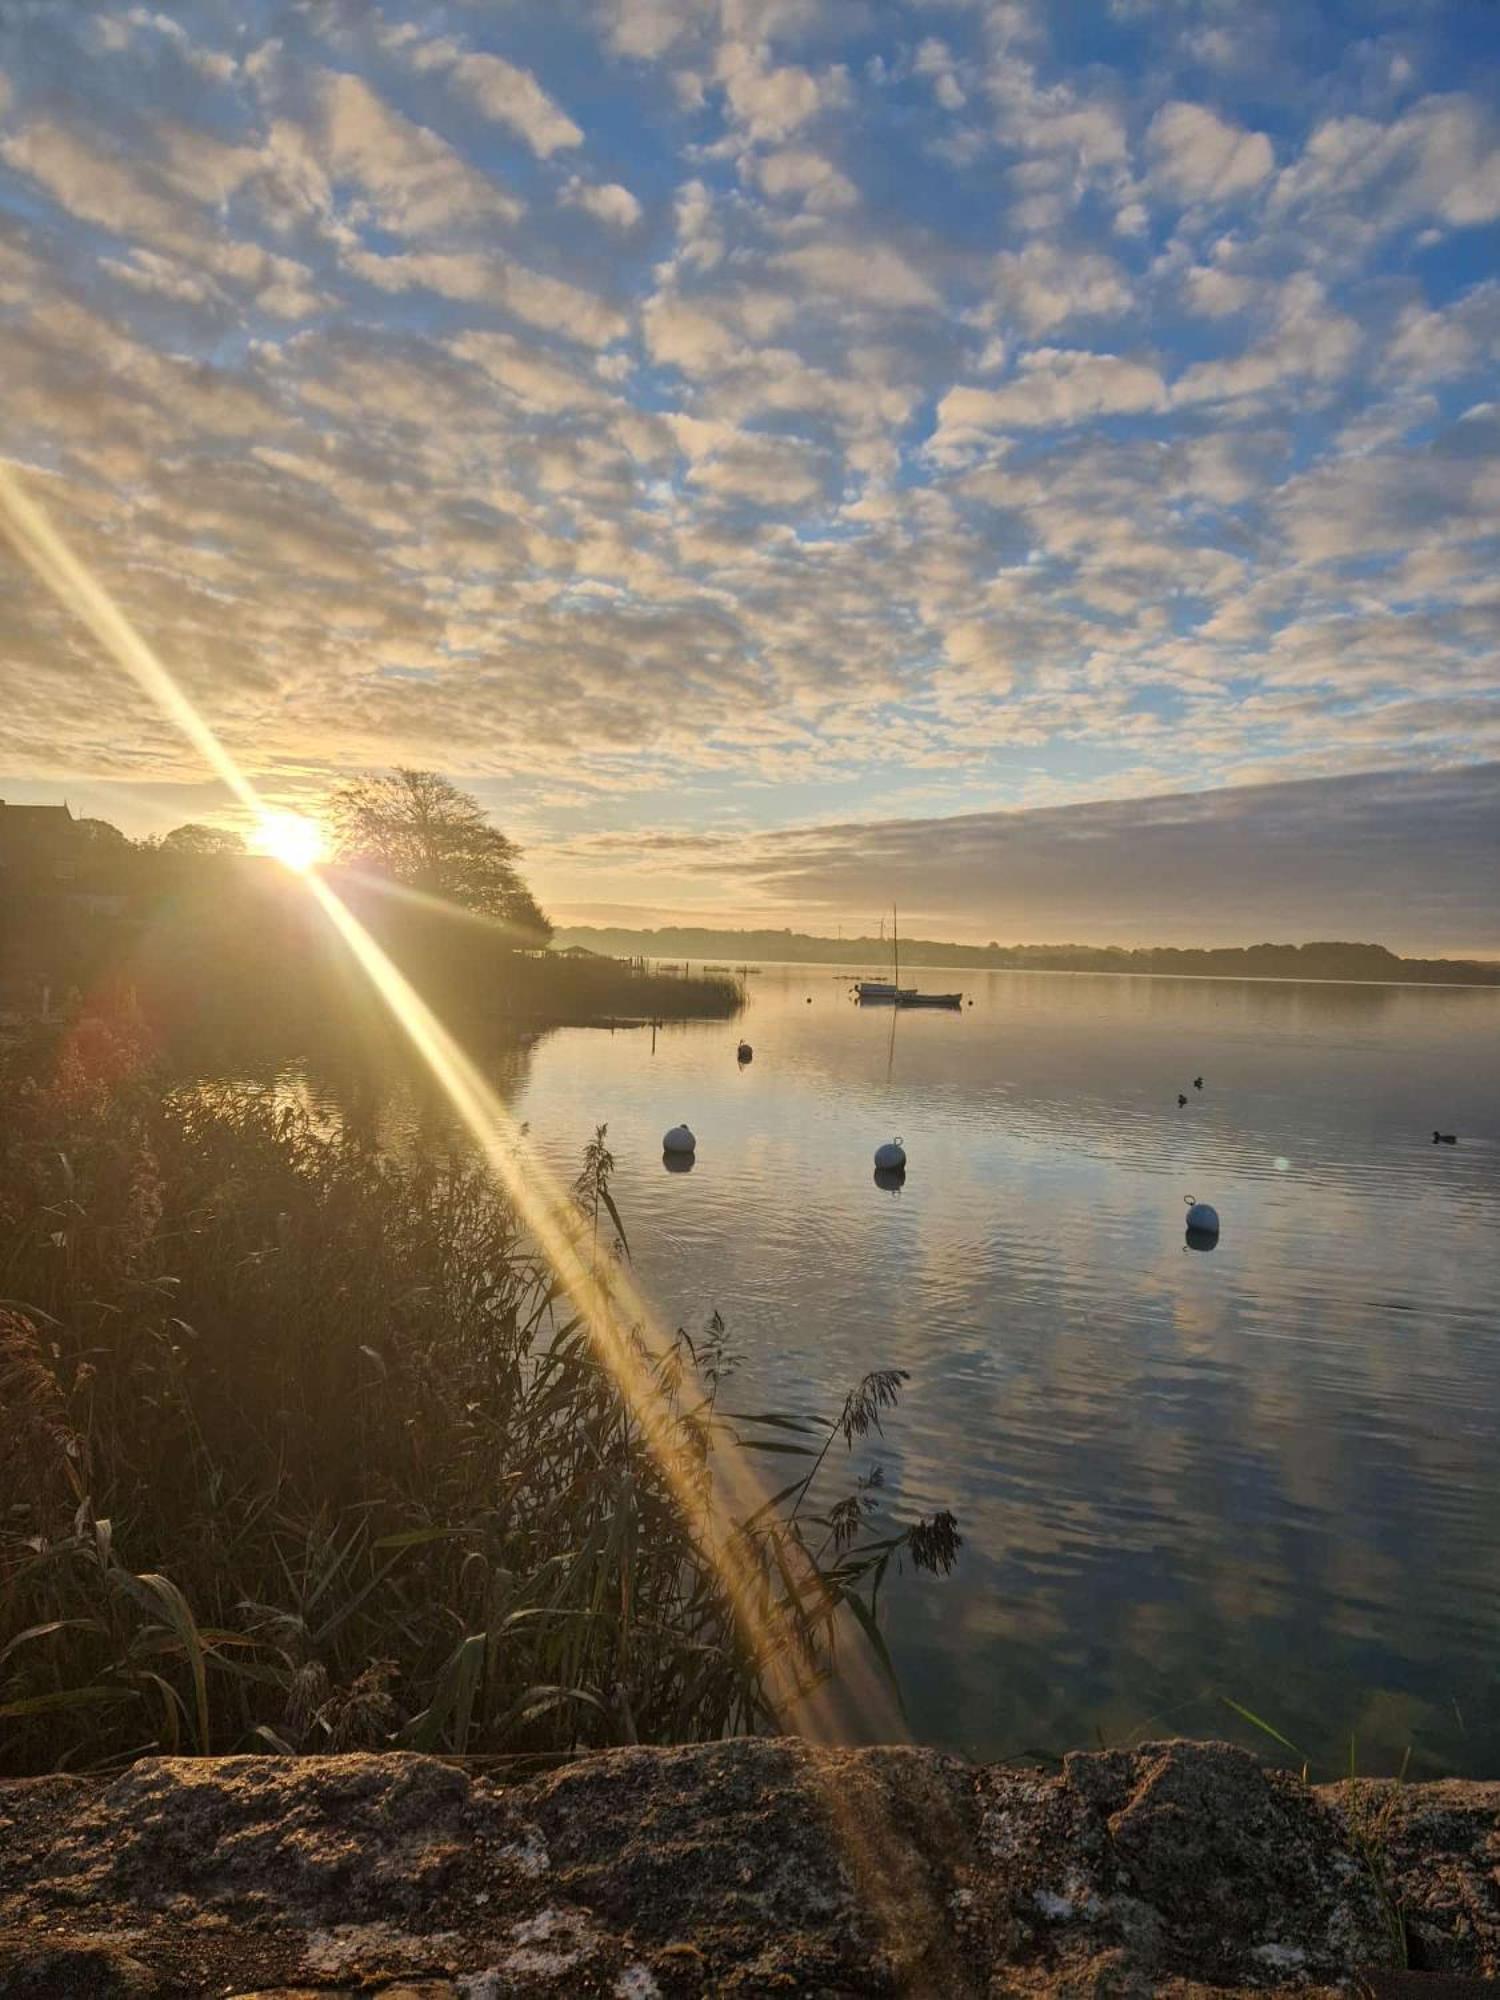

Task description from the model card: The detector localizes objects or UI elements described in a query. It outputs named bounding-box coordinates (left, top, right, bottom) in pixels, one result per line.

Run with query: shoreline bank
left=2, top=1736, right=1495, bottom=1995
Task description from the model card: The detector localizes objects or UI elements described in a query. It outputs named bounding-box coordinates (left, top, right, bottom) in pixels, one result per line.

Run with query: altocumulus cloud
left=0, top=0, right=1495, bottom=942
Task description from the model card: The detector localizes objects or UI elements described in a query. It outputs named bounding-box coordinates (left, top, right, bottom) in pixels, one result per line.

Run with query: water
left=289, top=966, right=1500, bottom=1774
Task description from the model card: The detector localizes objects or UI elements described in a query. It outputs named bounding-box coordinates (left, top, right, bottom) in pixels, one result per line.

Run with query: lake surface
left=292, top=966, right=1500, bottom=1775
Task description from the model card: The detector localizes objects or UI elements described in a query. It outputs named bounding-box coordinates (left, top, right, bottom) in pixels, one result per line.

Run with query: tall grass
left=0, top=1008, right=956, bottom=1773
left=496, top=952, right=743, bottom=1026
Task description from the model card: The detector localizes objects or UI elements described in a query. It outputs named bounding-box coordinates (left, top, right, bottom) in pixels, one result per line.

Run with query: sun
left=254, top=810, right=328, bottom=873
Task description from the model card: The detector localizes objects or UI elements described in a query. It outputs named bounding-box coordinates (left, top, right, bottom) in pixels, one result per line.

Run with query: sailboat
left=855, top=908, right=914, bottom=1002
left=878, top=905, right=962, bottom=1008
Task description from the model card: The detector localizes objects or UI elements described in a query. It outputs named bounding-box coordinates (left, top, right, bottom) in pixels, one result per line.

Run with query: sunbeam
left=0, top=457, right=904, bottom=1746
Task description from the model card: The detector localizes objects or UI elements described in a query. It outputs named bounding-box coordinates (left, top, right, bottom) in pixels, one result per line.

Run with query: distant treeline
left=556, top=927, right=1500, bottom=987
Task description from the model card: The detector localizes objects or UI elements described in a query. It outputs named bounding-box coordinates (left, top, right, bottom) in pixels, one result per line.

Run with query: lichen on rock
left=1, top=1738, right=1496, bottom=1996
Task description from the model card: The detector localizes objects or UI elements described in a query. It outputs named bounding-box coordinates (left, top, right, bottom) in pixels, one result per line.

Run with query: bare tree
left=327, top=769, right=551, bottom=945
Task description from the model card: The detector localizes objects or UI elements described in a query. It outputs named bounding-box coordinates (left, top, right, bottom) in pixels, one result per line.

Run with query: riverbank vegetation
left=0, top=773, right=739, bottom=1046
left=0, top=1009, right=957, bottom=1775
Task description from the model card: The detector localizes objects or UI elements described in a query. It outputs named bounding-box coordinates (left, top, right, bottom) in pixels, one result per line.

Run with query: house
left=0, top=800, right=84, bottom=885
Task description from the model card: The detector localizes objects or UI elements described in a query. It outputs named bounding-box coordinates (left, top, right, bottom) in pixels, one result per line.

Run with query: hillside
left=554, top=927, right=1500, bottom=986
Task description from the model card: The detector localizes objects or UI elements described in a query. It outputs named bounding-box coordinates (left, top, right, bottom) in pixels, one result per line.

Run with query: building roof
left=0, top=801, right=74, bottom=823
left=0, top=801, right=80, bottom=873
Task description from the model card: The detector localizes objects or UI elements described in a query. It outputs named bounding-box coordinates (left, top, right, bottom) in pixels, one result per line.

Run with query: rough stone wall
left=1, top=1738, right=1497, bottom=1996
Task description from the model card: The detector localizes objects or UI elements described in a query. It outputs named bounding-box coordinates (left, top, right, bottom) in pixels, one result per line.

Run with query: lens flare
left=0, top=457, right=929, bottom=1977
left=254, top=810, right=326, bottom=873
left=0, top=457, right=903, bottom=1743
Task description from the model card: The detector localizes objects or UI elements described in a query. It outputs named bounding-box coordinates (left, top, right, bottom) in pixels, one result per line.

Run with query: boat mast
left=893, top=904, right=899, bottom=990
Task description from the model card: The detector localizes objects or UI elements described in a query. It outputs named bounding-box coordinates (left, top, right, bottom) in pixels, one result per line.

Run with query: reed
left=0, top=1009, right=955, bottom=1773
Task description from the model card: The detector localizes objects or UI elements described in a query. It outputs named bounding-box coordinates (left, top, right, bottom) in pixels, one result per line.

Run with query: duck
left=1193, top=1076, right=1203, bottom=1090
left=1433, top=1130, right=1458, bottom=1144
left=1177, top=1093, right=1188, bottom=1108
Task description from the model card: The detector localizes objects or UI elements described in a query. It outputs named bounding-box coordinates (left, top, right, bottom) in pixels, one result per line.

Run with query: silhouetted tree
left=157, top=823, right=246, bottom=857
left=327, top=769, right=551, bottom=945
left=74, top=818, right=130, bottom=851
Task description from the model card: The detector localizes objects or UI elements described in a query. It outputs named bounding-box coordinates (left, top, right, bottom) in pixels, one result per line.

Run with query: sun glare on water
left=255, top=811, right=327, bottom=873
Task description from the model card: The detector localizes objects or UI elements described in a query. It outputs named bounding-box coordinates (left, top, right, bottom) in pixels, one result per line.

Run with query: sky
left=0, top=0, right=1497, bottom=950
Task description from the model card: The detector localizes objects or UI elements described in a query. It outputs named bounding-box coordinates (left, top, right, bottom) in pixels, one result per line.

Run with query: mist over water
left=273, top=966, right=1500, bottom=1775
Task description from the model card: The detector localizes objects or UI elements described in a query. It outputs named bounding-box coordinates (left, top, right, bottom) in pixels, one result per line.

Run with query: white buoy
left=874, top=1138, right=907, bottom=1172
left=1185, top=1196, right=1219, bottom=1236
left=663, top=1123, right=696, bottom=1155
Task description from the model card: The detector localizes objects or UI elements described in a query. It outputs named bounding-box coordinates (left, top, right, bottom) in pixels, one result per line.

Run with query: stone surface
left=0, top=1739, right=1497, bottom=1996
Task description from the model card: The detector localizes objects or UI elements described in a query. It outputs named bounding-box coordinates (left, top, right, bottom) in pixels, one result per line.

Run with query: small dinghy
left=897, top=991, right=962, bottom=1009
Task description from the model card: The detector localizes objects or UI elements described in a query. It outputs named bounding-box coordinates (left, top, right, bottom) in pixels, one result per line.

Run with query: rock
left=0, top=1934, right=160, bottom=1997
left=1325, top=1776, right=1500, bottom=1977
left=0, top=1739, right=1497, bottom=1996
left=35, top=1752, right=534, bottom=1923
left=1098, top=1741, right=1384, bottom=1983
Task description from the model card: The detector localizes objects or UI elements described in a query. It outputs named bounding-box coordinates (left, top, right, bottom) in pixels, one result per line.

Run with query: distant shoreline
left=555, top=927, right=1500, bottom=989
left=688, top=960, right=1500, bottom=992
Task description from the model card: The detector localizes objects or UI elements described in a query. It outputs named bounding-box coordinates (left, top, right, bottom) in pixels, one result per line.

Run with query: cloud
left=671, top=414, right=831, bottom=508
left=1147, top=101, right=1274, bottom=204
left=0, top=0, right=1495, bottom=923
left=717, top=44, right=827, bottom=141
left=393, top=34, right=584, bottom=158
left=932, top=350, right=1168, bottom=454
left=941, top=619, right=1015, bottom=696
left=753, top=147, right=857, bottom=211
left=599, top=0, right=702, bottom=61
left=444, top=52, right=582, bottom=158
left=449, top=330, right=615, bottom=413
left=344, top=248, right=628, bottom=346
left=1384, top=283, right=1500, bottom=385
left=0, top=117, right=323, bottom=317
left=561, top=176, right=644, bottom=228
left=1275, top=404, right=1500, bottom=564
left=980, top=52, right=1130, bottom=226
left=914, top=38, right=966, bottom=111
left=987, top=242, right=1134, bottom=334
left=638, top=763, right=1500, bottom=951
left=1274, top=93, right=1500, bottom=235
left=643, top=292, right=747, bottom=373
left=1180, top=265, right=1259, bottom=319
left=1173, top=275, right=1360, bottom=407
left=314, top=70, right=524, bottom=233
left=776, top=241, right=939, bottom=310
left=2, top=119, right=193, bottom=239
